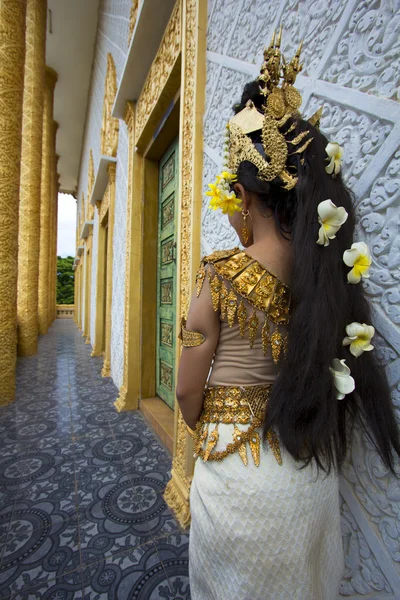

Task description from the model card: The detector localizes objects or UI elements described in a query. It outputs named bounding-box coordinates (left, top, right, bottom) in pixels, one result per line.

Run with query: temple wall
left=76, top=0, right=131, bottom=385
left=202, top=0, right=400, bottom=597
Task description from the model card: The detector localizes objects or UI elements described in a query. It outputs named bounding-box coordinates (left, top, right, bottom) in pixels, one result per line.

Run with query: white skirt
left=189, top=425, right=344, bottom=600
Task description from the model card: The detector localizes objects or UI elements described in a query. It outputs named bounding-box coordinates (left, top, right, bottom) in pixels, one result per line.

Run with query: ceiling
left=46, top=0, right=99, bottom=194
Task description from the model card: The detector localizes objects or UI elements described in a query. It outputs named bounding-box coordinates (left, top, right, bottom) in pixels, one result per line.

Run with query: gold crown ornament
left=226, top=27, right=322, bottom=191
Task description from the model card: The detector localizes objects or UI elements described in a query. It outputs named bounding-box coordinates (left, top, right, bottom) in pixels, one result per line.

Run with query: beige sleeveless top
left=195, top=248, right=291, bottom=387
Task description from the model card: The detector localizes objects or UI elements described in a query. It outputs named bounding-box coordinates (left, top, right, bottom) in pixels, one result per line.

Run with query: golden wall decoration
left=135, top=0, right=181, bottom=146
left=53, top=161, right=59, bottom=322
left=17, top=0, right=47, bottom=357
left=38, top=66, right=57, bottom=335
left=164, top=0, right=206, bottom=528
left=114, top=102, right=138, bottom=412
left=100, top=54, right=119, bottom=158
left=0, top=0, right=27, bottom=404
left=101, top=163, right=116, bottom=377
left=87, top=149, right=94, bottom=220
left=128, top=0, right=138, bottom=46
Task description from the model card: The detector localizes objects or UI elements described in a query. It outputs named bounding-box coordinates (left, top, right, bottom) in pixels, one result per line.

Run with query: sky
left=57, top=192, right=76, bottom=257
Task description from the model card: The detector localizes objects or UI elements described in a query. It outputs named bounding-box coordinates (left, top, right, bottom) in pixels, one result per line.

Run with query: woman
left=176, top=34, right=400, bottom=600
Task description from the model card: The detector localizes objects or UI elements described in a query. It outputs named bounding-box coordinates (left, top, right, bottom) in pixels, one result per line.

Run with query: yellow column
left=101, top=163, right=116, bottom=378
left=38, top=67, right=57, bottom=335
left=17, top=0, right=47, bottom=355
left=47, top=132, right=57, bottom=329
left=0, top=0, right=27, bottom=404
left=51, top=154, right=60, bottom=323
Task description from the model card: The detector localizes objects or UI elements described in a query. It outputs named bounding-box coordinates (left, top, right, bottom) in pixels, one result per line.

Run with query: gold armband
left=179, top=318, right=205, bottom=348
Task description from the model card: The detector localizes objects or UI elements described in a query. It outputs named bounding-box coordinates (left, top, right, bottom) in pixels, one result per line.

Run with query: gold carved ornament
left=191, top=385, right=282, bottom=467
left=197, top=248, right=290, bottom=364
left=227, top=28, right=322, bottom=191
left=179, top=318, right=205, bottom=347
left=100, top=54, right=119, bottom=157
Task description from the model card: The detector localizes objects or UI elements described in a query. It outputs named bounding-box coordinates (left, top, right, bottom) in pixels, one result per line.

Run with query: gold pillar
left=0, top=0, right=27, bottom=404
left=47, top=123, right=57, bottom=329
left=38, top=66, right=57, bottom=335
left=101, top=163, right=116, bottom=378
left=164, top=0, right=206, bottom=528
left=17, top=0, right=47, bottom=355
left=114, top=102, right=141, bottom=412
left=52, top=164, right=59, bottom=323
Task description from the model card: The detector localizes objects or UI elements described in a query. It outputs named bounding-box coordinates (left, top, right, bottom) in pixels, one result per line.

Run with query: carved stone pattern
left=0, top=0, right=27, bottom=403
left=162, top=195, right=174, bottom=229
left=135, top=0, right=181, bottom=143
left=128, top=0, right=138, bottom=46
left=303, top=95, right=392, bottom=190
left=160, top=279, right=173, bottom=305
left=207, top=0, right=242, bottom=56
left=17, top=0, right=47, bottom=357
left=227, top=0, right=283, bottom=64
left=204, top=1, right=400, bottom=594
left=340, top=496, right=393, bottom=596
left=100, top=53, right=119, bottom=158
left=323, top=0, right=400, bottom=101
left=278, top=0, right=348, bottom=78
left=160, top=322, right=173, bottom=347
left=110, top=121, right=128, bottom=389
left=356, top=149, right=400, bottom=326
left=204, top=67, right=251, bottom=153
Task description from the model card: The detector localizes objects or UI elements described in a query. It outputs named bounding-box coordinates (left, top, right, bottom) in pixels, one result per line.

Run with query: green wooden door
left=156, top=138, right=179, bottom=409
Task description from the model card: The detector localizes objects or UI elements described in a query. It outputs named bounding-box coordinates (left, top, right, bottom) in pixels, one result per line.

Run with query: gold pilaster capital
left=124, top=101, right=135, bottom=133
left=107, top=162, right=116, bottom=183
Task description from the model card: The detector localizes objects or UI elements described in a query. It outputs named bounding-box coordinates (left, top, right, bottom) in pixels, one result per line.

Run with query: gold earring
left=241, top=209, right=250, bottom=244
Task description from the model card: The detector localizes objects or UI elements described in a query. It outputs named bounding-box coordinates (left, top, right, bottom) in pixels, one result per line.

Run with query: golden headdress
left=227, top=27, right=321, bottom=191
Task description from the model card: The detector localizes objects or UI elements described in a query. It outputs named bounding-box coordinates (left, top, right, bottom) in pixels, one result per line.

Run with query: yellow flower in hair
left=343, top=322, right=375, bottom=358
left=219, top=192, right=241, bottom=216
left=325, top=142, right=343, bottom=175
left=343, top=242, right=372, bottom=284
left=207, top=171, right=241, bottom=216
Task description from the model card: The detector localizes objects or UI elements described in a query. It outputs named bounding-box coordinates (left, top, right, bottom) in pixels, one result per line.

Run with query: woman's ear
left=233, top=183, right=250, bottom=210
left=233, top=183, right=247, bottom=210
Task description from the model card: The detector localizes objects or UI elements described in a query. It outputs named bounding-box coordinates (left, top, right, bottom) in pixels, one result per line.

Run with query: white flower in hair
left=343, top=322, right=375, bottom=357
left=325, top=142, right=343, bottom=175
left=329, top=359, right=355, bottom=400
left=343, top=242, right=372, bottom=284
left=316, top=199, right=348, bottom=246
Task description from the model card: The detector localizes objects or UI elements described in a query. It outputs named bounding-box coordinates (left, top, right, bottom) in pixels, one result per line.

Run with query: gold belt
left=193, top=385, right=282, bottom=467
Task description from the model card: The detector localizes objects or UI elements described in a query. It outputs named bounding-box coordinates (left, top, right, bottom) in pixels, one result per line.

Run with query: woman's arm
left=175, top=271, right=220, bottom=429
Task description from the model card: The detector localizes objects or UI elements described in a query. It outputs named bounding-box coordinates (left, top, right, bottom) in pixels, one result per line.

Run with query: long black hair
left=234, top=81, right=400, bottom=473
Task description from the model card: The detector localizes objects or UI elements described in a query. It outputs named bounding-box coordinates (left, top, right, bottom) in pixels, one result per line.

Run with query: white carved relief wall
left=75, top=0, right=131, bottom=348
left=110, top=120, right=128, bottom=389
left=203, top=0, right=400, bottom=597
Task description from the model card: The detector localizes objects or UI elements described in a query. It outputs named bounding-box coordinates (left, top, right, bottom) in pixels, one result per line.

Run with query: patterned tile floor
left=0, top=320, right=190, bottom=599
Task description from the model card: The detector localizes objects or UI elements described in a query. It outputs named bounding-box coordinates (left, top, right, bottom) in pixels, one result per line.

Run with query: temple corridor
left=0, top=320, right=190, bottom=599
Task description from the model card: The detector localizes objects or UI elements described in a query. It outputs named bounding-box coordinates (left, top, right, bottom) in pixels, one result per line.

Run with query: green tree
left=57, top=256, right=75, bottom=304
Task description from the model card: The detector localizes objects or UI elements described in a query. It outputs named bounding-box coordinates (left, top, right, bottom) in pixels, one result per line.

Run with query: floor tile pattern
left=0, top=320, right=190, bottom=599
